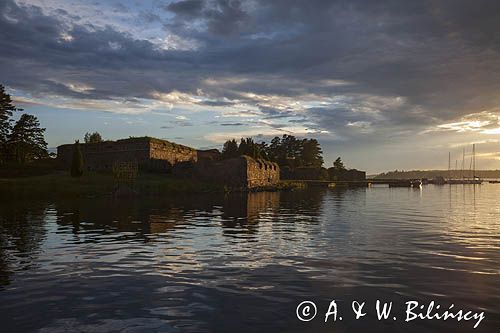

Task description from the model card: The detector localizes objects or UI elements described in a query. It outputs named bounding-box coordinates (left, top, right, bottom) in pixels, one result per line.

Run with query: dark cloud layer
left=1, top=0, right=500, bottom=145
left=166, top=0, right=204, bottom=15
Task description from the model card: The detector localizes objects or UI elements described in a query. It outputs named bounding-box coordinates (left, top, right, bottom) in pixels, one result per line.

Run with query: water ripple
left=0, top=185, right=499, bottom=332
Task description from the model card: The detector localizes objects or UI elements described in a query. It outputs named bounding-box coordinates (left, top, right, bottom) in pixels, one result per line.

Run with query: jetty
left=294, top=179, right=422, bottom=188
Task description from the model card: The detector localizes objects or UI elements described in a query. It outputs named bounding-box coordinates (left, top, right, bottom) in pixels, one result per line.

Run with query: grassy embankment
left=0, top=172, right=225, bottom=200
left=0, top=172, right=304, bottom=200
left=0, top=159, right=304, bottom=199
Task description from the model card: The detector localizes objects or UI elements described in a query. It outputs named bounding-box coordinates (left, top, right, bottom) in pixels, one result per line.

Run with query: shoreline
left=0, top=172, right=303, bottom=200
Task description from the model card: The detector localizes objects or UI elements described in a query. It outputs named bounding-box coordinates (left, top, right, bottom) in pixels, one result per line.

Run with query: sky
left=1, top=0, right=500, bottom=173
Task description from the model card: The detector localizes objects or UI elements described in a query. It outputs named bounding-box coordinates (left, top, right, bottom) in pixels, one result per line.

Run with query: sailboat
left=469, top=144, right=482, bottom=184
left=446, top=144, right=481, bottom=185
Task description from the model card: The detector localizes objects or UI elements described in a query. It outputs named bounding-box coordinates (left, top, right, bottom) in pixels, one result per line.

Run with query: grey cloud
left=199, top=100, right=236, bottom=107
left=166, top=0, right=247, bottom=35
left=161, top=119, right=194, bottom=129
left=166, top=0, right=204, bottom=16
left=204, top=0, right=248, bottom=35
left=112, top=3, right=129, bottom=13
left=288, top=118, right=308, bottom=124
left=1, top=0, right=500, bottom=142
left=139, top=11, right=161, bottom=23
left=220, top=122, right=244, bottom=126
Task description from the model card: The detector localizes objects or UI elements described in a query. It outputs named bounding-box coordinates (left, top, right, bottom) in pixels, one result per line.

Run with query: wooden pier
left=291, top=178, right=483, bottom=188
left=291, top=179, right=419, bottom=188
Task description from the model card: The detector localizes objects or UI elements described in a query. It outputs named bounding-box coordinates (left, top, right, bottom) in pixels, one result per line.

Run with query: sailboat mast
left=461, top=148, right=465, bottom=180
left=448, top=152, right=451, bottom=180
left=469, top=150, right=473, bottom=178
left=473, top=144, right=476, bottom=179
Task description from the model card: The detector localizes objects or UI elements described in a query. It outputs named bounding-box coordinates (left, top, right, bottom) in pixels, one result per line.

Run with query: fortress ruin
left=57, top=137, right=280, bottom=189
left=191, top=155, right=280, bottom=189
left=57, top=137, right=198, bottom=172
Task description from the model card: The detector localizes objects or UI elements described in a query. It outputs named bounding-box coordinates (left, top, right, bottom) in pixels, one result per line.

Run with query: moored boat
left=410, top=179, right=422, bottom=188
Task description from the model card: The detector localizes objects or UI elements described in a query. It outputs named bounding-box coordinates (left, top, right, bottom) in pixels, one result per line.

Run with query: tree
left=8, top=114, right=48, bottom=164
left=0, top=85, right=22, bottom=162
left=221, top=139, right=239, bottom=159
left=255, top=141, right=268, bottom=160
left=221, top=134, right=325, bottom=166
left=70, top=140, right=84, bottom=177
left=84, top=131, right=103, bottom=143
left=333, top=157, right=346, bottom=171
left=281, top=134, right=301, bottom=158
left=263, top=135, right=325, bottom=168
left=237, top=137, right=261, bottom=158
left=237, top=138, right=250, bottom=156
left=266, top=136, right=282, bottom=162
left=301, top=139, right=324, bottom=167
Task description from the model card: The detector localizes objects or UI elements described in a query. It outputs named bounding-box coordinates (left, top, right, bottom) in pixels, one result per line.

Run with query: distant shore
left=374, top=169, right=500, bottom=179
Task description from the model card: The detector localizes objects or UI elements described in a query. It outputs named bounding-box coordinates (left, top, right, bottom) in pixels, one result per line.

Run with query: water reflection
left=0, top=203, right=47, bottom=286
left=0, top=186, right=499, bottom=332
left=221, top=191, right=281, bottom=236
left=53, top=194, right=223, bottom=237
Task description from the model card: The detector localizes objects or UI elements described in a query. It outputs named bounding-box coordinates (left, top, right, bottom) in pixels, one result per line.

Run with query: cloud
left=160, top=114, right=194, bottom=128
left=220, top=122, right=244, bottom=126
left=346, top=121, right=373, bottom=134
left=424, top=110, right=500, bottom=134
left=166, top=0, right=204, bottom=16
left=2, top=0, right=500, bottom=165
left=204, top=124, right=324, bottom=143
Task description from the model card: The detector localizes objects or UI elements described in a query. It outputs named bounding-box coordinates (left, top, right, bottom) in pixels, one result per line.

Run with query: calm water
left=0, top=185, right=499, bottom=332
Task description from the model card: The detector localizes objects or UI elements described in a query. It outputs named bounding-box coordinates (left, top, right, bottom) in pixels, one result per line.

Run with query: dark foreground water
left=0, top=185, right=499, bottom=332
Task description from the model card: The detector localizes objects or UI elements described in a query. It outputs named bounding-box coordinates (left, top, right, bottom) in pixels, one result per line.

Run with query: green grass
left=0, top=172, right=225, bottom=200
left=277, top=180, right=308, bottom=190
left=248, top=180, right=307, bottom=192
left=0, top=170, right=307, bottom=200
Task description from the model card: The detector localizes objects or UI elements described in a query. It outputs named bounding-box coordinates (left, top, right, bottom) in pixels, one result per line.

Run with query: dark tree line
left=221, top=134, right=324, bottom=168
left=0, top=85, right=48, bottom=165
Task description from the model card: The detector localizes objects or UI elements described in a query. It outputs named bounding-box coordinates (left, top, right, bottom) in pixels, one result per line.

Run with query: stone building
left=175, top=155, right=280, bottom=189
left=244, top=156, right=280, bottom=188
left=57, top=137, right=197, bottom=172
left=57, top=137, right=280, bottom=189
left=196, top=149, right=221, bottom=161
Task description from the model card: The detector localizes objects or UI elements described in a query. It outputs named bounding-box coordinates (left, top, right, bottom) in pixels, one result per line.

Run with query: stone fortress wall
left=191, top=155, right=280, bottom=189
left=244, top=156, right=280, bottom=188
left=57, top=138, right=151, bottom=171
left=57, top=137, right=280, bottom=189
left=149, top=138, right=197, bottom=165
left=57, top=137, right=197, bottom=172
